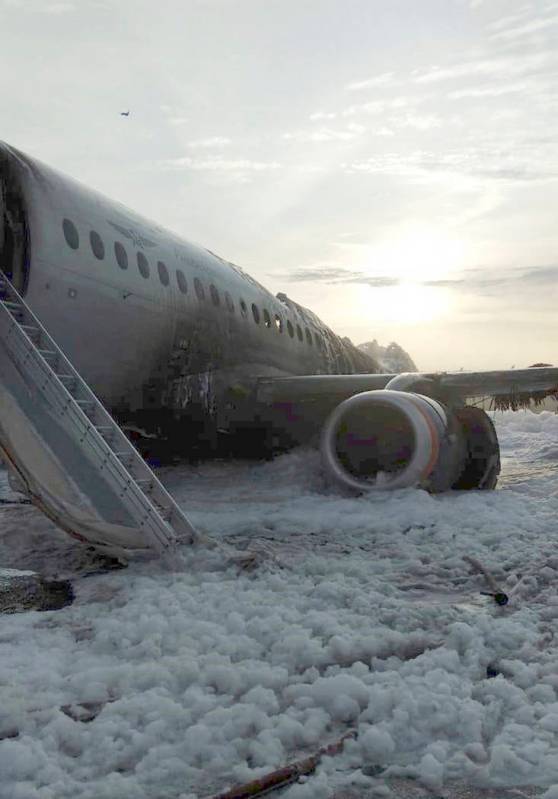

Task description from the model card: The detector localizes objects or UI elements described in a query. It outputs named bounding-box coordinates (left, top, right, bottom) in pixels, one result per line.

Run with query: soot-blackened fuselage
left=0, top=143, right=378, bottom=456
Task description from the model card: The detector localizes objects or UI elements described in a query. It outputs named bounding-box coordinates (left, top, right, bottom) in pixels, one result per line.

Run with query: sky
left=1, top=0, right=558, bottom=371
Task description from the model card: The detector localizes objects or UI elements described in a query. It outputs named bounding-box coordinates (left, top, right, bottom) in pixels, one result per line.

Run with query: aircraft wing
left=256, top=366, right=558, bottom=409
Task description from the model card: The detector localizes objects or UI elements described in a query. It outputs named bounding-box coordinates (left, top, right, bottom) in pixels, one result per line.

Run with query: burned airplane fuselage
left=0, top=143, right=378, bottom=456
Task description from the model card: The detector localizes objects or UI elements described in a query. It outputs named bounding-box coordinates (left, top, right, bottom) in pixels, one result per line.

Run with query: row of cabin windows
left=62, top=218, right=325, bottom=350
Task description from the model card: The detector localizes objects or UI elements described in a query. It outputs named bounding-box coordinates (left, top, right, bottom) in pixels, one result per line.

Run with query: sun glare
left=357, top=226, right=469, bottom=283
left=355, top=283, right=453, bottom=324
left=334, top=226, right=466, bottom=324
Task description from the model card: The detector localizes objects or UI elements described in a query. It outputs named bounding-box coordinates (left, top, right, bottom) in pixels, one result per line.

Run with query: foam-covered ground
left=2, top=410, right=558, bottom=799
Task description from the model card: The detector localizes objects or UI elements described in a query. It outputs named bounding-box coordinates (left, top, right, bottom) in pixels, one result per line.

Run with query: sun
left=341, top=225, right=468, bottom=323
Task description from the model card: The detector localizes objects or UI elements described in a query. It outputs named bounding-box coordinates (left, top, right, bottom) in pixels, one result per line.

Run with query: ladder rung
left=113, top=450, right=132, bottom=461
left=76, top=399, right=95, bottom=409
left=38, top=349, right=57, bottom=360
left=4, top=301, right=22, bottom=311
left=21, top=324, right=40, bottom=337
left=57, top=374, right=77, bottom=386
left=154, top=504, right=172, bottom=521
left=96, top=426, right=114, bottom=437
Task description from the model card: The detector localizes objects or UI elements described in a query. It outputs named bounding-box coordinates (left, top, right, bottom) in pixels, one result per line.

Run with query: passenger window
left=225, top=291, right=234, bottom=312
left=63, top=219, right=79, bottom=250
left=274, top=314, right=283, bottom=333
left=305, top=328, right=313, bottom=345
left=252, top=303, right=260, bottom=324
left=296, top=324, right=303, bottom=342
left=263, top=309, right=271, bottom=328
left=114, top=241, right=128, bottom=269
left=210, top=284, right=220, bottom=306
left=176, top=270, right=188, bottom=294
left=157, top=261, right=169, bottom=286
left=90, top=231, right=105, bottom=260
left=137, top=251, right=150, bottom=278
left=287, top=320, right=294, bottom=338
left=240, top=299, right=248, bottom=317
left=194, top=277, right=205, bottom=300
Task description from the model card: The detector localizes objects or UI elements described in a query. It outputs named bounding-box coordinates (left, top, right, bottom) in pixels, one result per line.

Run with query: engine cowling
left=320, top=389, right=500, bottom=493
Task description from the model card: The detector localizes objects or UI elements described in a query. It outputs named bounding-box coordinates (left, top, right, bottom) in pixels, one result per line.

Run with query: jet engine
left=320, top=387, right=500, bottom=493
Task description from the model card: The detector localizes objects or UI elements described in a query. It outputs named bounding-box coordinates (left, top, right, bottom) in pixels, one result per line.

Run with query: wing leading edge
left=256, top=367, right=558, bottom=409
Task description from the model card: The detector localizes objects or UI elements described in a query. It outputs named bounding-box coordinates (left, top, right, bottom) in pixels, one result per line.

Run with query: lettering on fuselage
left=107, top=220, right=157, bottom=250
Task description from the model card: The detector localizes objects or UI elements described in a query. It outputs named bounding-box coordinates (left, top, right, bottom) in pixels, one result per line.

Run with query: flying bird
left=120, top=110, right=130, bottom=117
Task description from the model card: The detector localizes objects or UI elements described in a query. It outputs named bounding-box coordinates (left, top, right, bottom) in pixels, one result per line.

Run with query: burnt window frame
left=252, top=303, right=260, bottom=324
left=296, top=324, right=303, bottom=342
left=287, top=320, right=294, bottom=338
left=114, top=241, right=128, bottom=270
left=263, top=309, right=271, bottom=328
left=225, top=291, right=235, bottom=313
left=240, top=299, right=248, bottom=317
left=157, top=260, right=170, bottom=286
left=274, top=314, right=283, bottom=333
left=137, top=251, right=150, bottom=279
left=63, top=218, right=79, bottom=250
left=210, top=283, right=220, bottom=306
left=90, top=230, right=105, bottom=260
left=194, top=277, right=205, bottom=301
left=176, top=269, right=188, bottom=294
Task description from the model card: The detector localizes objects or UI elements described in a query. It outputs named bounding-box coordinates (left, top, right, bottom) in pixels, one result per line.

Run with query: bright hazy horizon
left=2, top=0, right=557, bottom=371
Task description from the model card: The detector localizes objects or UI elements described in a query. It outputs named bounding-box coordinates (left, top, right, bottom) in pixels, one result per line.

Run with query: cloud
left=345, top=73, right=395, bottom=91
left=422, top=279, right=465, bottom=287
left=342, top=148, right=557, bottom=184
left=448, top=82, right=532, bottom=99
left=281, top=263, right=558, bottom=295
left=413, top=52, right=553, bottom=84
left=487, top=10, right=533, bottom=33
left=517, top=265, right=558, bottom=283
left=186, top=137, right=232, bottom=148
left=397, top=114, right=441, bottom=131
left=309, top=111, right=338, bottom=121
left=341, top=100, right=386, bottom=117
left=2, top=0, right=75, bottom=9
left=283, top=124, right=365, bottom=143
left=422, top=265, right=558, bottom=294
left=160, top=157, right=281, bottom=172
left=374, top=127, right=395, bottom=137
left=278, top=265, right=399, bottom=287
left=489, top=13, right=558, bottom=41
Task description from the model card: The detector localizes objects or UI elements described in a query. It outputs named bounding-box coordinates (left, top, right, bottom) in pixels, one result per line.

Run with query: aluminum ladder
left=0, top=274, right=201, bottom=557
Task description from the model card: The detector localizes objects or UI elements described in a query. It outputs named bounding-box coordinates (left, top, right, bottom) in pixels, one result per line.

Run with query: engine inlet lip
left=320, top=390, right=445, bottom=493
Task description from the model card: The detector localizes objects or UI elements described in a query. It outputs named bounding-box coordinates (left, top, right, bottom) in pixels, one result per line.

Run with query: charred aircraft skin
left=0, top=143, right=378, bottom=456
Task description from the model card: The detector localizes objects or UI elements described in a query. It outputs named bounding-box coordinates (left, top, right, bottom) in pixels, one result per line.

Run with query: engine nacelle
left=320, top=389, right=500, bottom=493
